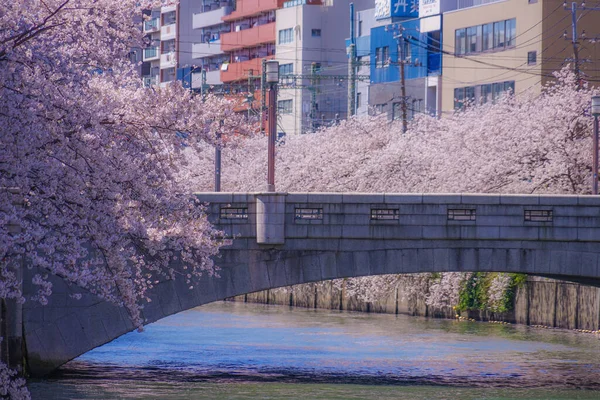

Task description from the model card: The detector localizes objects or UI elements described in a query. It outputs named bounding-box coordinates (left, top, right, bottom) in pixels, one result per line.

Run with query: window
left=480, top=84, right=492, bottom=104
left=376, top=46, right=389, bottom=68
left=493, top=20, right=505, bottom=49
left=392, top=102, right=402, bottom=120
left=454, top=88, right=465, bottom=110
left=358, top=20, right=363, bottom=36
left=311, top=29, right=321, bottom=37
left=278, top=99, right=293, bottom=114
left=278, top=28, right=293, bottom=44
left=356, top=92, right=362, bottom=108
left=465, top=86, right=475, bottom=103
left=466, top=26, right=480, bottom=54
left=454, top=81, right=515, bottom=109
left=455, top=28, right=466, bottom=55
left=505, top=18, right=516, bottom=47
left=482, top=23, right=493, bottom=51
left=382, top=46, right=389, bottom=66
left=279, top=63, right=293, bottom=75
left=527, top=50, right=537, bottom=65
left=459, top=19, right=516, bottom=54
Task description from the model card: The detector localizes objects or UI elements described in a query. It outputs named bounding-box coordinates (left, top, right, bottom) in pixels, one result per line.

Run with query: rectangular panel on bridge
left=447, top=208, right=477, bottom=221
left=524, top=210, right=553, bottom=222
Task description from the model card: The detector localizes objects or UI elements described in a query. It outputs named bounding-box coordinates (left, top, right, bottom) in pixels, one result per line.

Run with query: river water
left=30, top=302, right=600, bottom=399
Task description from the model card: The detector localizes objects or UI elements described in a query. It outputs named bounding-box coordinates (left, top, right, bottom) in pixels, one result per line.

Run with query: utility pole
left=265, top=60, right=279, bottom=192
left=310, top=62, right=318, bottom=132
left=260, top=59, right=267, bottom=134
left=569, top=2, right=582, bottom=87
left=347, top=2, right=356, bottom=117
left=565, top=2, right=600, bottom=88
left=387, top=24, right=408, bottom=133
left=399, top=36, right=408, bottom=134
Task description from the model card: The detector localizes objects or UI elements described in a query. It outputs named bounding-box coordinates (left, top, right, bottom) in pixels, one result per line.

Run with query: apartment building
left=142, top=1, right=234, bottom=89
left=441, top=0, right=600, bottom=112
left=276, top=0, right=362, bottom=135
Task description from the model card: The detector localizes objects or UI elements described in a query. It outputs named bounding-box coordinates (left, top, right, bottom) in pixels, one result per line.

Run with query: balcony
left=223, top=0, right=285, bottom=21
left=161, top=23, right=176, bottom=41
left=191, top=70, right=222, bottom=89
left=143, top=47, right=160, bottom=61
left=221, top=55, right=274, bottom=83
left=143, top=18, right=160, bottom=33
left=143, top=76, right=158, bottom=87
left=221, top=22, right=275, bottom=52
left=193, top=6, right=233, bottom=30
left=160, top=52, right=177, bottom=69
left=192, top=40, right=224, bottom=59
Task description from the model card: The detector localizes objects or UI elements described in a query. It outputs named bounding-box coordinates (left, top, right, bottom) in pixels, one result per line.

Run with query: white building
left=275, top=0, right=374, bottom=135
left=141, top=0, right=233, bottom=89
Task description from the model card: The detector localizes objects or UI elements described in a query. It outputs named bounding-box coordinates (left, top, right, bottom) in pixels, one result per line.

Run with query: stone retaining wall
left=229, top=277, right=600, bottom=331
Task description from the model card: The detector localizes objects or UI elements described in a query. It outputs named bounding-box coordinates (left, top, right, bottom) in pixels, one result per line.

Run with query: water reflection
left=30, top=302, right=600, bottom=399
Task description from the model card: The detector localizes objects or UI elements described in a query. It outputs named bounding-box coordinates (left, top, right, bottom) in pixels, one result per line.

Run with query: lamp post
left=265, top=60, right=279, bottom=192
left=592, top=95, right=600, bottom=194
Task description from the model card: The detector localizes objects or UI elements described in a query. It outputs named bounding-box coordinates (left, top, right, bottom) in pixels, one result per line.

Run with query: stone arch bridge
left=22, top=192, right=600, bottom=375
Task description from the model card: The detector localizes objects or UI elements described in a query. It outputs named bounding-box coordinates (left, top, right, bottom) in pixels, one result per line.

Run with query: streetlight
left=265, top=60, right=279, bottom=192
left=592, top=95, right=600, bottom=194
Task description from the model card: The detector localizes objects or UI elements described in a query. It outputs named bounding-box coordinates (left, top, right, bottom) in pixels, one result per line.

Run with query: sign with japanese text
left=375, top=0, right=419, bottom=20
left=419, top=0, right=440, bottom=17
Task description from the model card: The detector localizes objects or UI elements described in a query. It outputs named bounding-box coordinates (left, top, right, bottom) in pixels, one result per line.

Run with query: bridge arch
left=23, top=193, right=600, bottom=375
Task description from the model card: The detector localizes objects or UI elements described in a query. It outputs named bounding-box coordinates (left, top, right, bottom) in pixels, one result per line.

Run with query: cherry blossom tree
left=186, top=69, right=597, bottom=312
left=1, top=0, right=249, bottom=336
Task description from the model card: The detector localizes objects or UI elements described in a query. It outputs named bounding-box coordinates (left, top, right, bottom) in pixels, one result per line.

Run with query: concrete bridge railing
left=22, top=193, right=600, bottom=375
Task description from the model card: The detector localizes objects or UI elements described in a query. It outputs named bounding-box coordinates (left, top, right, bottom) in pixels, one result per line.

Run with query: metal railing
left=143, top=18, right=159, bottom=32
left=144, top=47, right=158, bottom=59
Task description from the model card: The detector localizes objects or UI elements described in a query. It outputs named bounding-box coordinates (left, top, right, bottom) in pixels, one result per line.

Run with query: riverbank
left=228, top=276, right=600, bottom=332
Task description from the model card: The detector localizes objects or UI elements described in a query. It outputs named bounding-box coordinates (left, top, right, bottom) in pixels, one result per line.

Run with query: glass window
left=278, top=99, right=293, bottom=114
left=454, top=88, right=465, bottom=110
left=505, top=18, right=516, bottom=47
left=357, top=92, right=361, bottom=108
left=278, top=28, right=293, bottom=44
left=465, top=86, right=475, bottom=103
left=493, top=21, right=505, bottom=49
left=455, top=28, right=466, bottom=55
left=492, top=82, right=504, bottom=100
left=376, top=47, right=383, bottom=68
left=311, top=29, right=321, bottom=37
left=382, top=46, right=389, bottom=66
left=527, top=51, right=537, bottom=65
left=480, top=84, right=492, bottom=104
left=482, top=23, right=493, bottom=51
left=467, top=26, right=479, bottom=54
left=279, top=63, right=293, bottom=75
left=504, top=81, right=515, bottom=93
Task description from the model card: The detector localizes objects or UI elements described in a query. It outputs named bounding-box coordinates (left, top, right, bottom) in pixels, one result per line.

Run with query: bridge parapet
left=195, top=192, right=600, bottom=244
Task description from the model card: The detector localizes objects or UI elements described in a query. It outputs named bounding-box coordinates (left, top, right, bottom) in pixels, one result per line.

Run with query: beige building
left=441, top=0, right=600, bottom=113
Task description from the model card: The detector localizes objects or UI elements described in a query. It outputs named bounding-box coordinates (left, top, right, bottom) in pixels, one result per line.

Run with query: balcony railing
left=143, top=18, right=160, bottom=33
left=160, top=52, right=177, bottom=69
left=143, top=76, right=158, bottom=87
left=143, top=47, right=160, bottom=61
left=221, top=22, right=275, bottom=52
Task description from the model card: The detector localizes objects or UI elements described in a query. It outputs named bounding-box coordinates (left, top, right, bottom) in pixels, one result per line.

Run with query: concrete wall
left=230, top=276, right=600, bottom=331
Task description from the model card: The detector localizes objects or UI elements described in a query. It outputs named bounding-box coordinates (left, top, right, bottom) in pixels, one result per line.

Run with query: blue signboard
left=374, top=0, right=419, bottom=20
